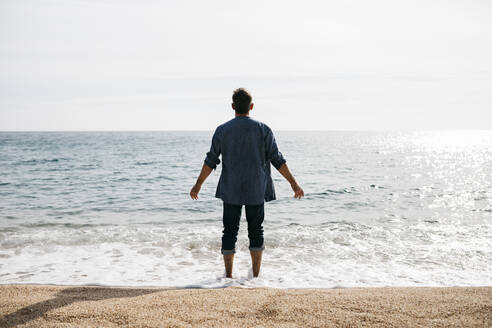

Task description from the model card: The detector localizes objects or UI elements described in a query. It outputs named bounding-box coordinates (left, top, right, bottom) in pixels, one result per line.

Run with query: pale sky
left=1, top=0, right=491, bottom=130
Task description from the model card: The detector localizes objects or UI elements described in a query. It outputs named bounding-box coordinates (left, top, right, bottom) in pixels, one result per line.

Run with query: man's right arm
left=265, top=126, right=304, bottom=199
left=277, top=163, right=304, bottom=199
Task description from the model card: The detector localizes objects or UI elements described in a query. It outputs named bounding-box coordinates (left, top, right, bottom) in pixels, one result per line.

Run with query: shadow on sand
left=0, top=284, right=164, bottom=327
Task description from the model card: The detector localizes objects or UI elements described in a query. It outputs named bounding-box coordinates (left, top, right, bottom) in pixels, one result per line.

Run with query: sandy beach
left=0, top=284, right=489, bottom=327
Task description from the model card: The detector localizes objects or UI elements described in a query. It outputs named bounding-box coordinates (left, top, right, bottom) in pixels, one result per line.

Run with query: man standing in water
left=190, top=88, right=304, bottom=278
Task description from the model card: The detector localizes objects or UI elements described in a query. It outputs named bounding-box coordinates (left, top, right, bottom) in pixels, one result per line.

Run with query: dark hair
left=232, top=88, right=252, bottom=114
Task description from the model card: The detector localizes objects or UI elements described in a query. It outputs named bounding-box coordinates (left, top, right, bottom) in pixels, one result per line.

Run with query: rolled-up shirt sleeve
left=204, top=127, right=221, bottom=170
left=265, top=127, right=286, bottom=170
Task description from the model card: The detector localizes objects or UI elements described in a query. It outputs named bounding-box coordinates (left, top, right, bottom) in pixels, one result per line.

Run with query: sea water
left=0, top=131, right=491, bottom=288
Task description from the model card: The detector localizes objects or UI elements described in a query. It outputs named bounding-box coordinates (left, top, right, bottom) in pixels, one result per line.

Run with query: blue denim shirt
left=204, top=116, right=286, bottom=205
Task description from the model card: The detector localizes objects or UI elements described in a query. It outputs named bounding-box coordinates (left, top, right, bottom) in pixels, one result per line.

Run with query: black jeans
left=221, top=202, right=265, bottom=255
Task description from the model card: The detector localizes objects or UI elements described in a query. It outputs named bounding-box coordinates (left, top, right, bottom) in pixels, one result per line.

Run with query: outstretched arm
left=191, top=127, right=221, bottom=200
left=265, top=127, right=304, bottom=199
left=277, top=163, right=304, bottom=199
left=190, top=163, right=214, bottom=200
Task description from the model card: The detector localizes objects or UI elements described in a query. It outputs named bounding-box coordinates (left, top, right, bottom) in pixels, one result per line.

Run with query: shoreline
left=1, top=284, right=490, bottom=327
left=1, top=282, right=491, bottom=290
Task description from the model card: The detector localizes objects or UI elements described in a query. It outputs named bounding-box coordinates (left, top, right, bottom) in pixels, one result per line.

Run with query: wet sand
left=0, top=284, right=490, bottom=327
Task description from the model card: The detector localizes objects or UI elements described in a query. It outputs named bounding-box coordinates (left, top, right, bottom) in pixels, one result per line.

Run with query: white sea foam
left=0, top=220, right=490, bottom=288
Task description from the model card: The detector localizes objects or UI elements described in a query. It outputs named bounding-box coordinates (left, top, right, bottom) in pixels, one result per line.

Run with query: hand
left=291, top=183, right=304, bottom=199
left=190, top=184, right=201, bottom=200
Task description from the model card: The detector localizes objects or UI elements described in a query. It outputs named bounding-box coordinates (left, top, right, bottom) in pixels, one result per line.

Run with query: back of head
left=232, top=88, right=252, bottom=114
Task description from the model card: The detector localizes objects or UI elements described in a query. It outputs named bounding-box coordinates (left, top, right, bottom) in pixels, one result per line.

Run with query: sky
left=0, top=0, right=491, bottom=131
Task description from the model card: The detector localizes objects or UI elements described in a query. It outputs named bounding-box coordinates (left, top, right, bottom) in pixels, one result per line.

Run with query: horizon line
left=0, top=128, right=491, bottom=133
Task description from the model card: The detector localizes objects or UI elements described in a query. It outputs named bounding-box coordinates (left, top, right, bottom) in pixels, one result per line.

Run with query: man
left=190, top=88, right=304, bottom=278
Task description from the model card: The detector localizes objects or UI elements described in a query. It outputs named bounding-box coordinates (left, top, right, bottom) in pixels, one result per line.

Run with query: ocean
left=0, top=130, right=491, bottom=288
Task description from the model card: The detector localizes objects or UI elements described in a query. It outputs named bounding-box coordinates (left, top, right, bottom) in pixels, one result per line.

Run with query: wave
left=16, top=158, right=69, bottom=165
left=0, top=221, right=490, bottom=288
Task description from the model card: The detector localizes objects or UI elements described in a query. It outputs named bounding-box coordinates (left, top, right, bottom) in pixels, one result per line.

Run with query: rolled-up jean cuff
left=249, top=244, right=265, bottom=252
left=221, top=249, right=235, bottom=255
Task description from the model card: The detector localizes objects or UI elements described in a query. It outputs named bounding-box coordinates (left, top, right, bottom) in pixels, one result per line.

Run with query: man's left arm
left=190, top=163, right=214, bottom=200
left=190, top=127, right=221, bottom=200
